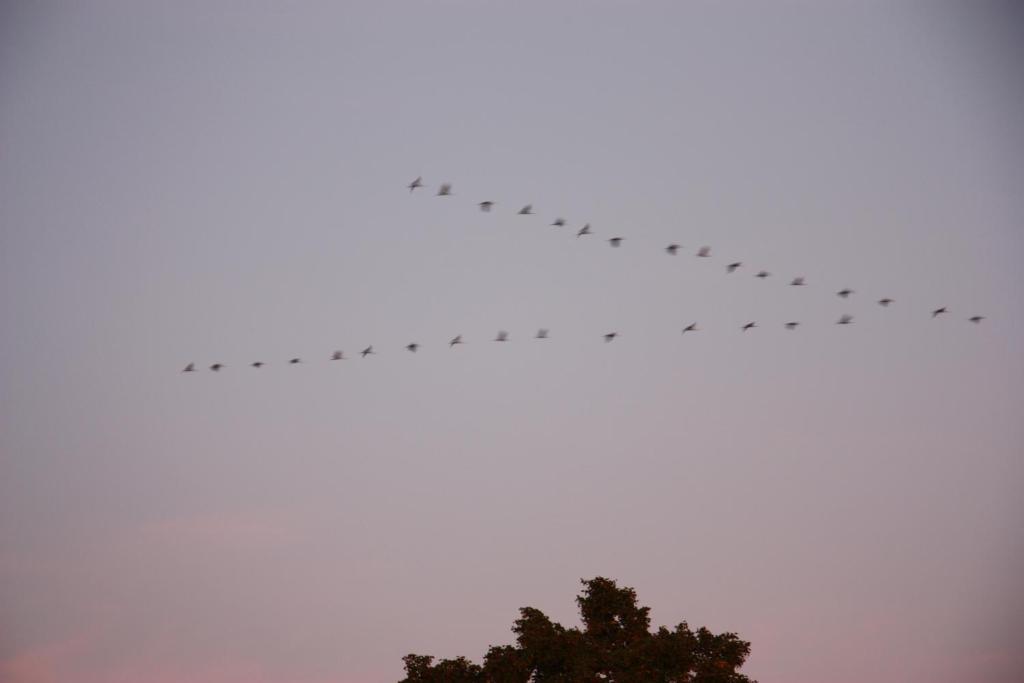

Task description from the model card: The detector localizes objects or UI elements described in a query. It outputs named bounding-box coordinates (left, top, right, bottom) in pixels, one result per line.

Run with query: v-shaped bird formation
left=179, top=175, right=989, bottom=373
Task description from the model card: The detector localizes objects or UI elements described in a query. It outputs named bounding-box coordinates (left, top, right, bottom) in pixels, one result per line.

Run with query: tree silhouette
left=399, top=577, right=755, bottom=683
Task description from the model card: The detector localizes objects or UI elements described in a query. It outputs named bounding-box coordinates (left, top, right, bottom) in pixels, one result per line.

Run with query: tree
left=398, top=577, right=755, bottom=683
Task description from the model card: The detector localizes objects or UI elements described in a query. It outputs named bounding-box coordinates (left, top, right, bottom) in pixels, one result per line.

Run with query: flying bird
left=551, top=218, right=566, bottom=227
left=608, top=237, right=623, bottom=247
left=878, top=298, right=894, bottom=307
left=210, top=363, right=224, bottom=371
left=577, top=224, right=592, bottom=237
left=755, top=270, right=770, bottom=278
left=518, top=204, right=533, bottom=215
left=837, top=315, right=853, bottom=325
left=251, top=361, right=264, bottom=368
left=790, top=277, right=806, bottom=286
left=494, top=330, right=509, bottom=342
left=182, top=363, right=195, bottom=372
left=479, top=201, right=494, bottom=212
left=968, top=316, right=985, bottom=324
left=449, top=335, right=463, bottom=347
left=837, top=289, right=854, bottom=298
left=361, top=346, right=374, bottom=358
left=932, top=307, right=948, bottom=318
left=726, top=262, right=742, bottom=273
left=697, top=246, right=711, bottom=258
left=406, top=343, right=419, bottom=352
left=604, top=332, right=618, bottom=343
left=536, top=329, right=549, bottom=339
left=331, top=351, right=344, bottom=361
left=289, top=358, right=301, bottom=364
left=437, top=183, right=452, bottom=196
left=682, top=323, right=698, bottom=334
left=665, top=244, right=680, bottom=255
left=742, top=322, right=757, bottom=331
left=785, top=322, right=799, bottom=330
left=408, top=176, right=423, bottom=192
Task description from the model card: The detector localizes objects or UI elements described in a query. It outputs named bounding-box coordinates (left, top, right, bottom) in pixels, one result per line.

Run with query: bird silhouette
left=536, top=329, right=549, bottom=339
left=251, top=361, right=264, bottom=368
left=479, top=201, right=494, bottom=212
left=408, top=176, right=423, bottom=192
left=968, top=316, right=985, bottom=324
left=449, top=335, right=463, bottom=347
left=437, top=183, right=452, bottom=196
left=837, top=315, right=853, bottom=325
left=932, top=307, right=948, bottom=318
left=726, top=262, right=742, bottom=273
left=785, top=322, right=799, bottom=330
left=406, top=343, right=419, bottom=352
left=577, top=224, right=592, bottom=237
left=878, top=298, right=894, bottom=307
left=604, top=332, right=618, bottom=342
left=755, top=270, right=770, bottom=278
left=182, top=363, right=195, bottom=372
left=837, top=289, right=854, bottom=298
left=608, top=237, right=623, bottom=247
left=518, top=205, right=533, bottom=215
left=665, top=244, right=680, bottom=255
left=361, top=346, right=374, bottom=358
left=551, top=218, right=566, bottom=227
left=210, top=363, right=224, bottom=371
left=742, top=322, right=757, bottom=331
left=494, top=330, right=509, bottom=342
left=331, top=351, right=344, bottom=361
left=790, top=277, right=806, bottom=286
left=289, top=358, right=301, bottom=364
left=697, top=246, right=711, bottom=258
left=682, top=323, right=698, bottom=334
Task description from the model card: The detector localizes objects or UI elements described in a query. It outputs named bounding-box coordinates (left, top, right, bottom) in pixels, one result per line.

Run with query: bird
left=837, top=289, right=854, bottom=298
left=608, top=237, right=623, bottom=247
left=210, top=363, right=224, bottom=371
left=494, top=330, right=509, bottom=342
left=697, top=246, right=711, bottom=258
left=682, top=323, right=698, bottom=334
left=577, top=224, right=592, bottom=237
left=551, top=218, right=566, bottom=227
left=932, top=307, right=948, bottom=318
left=785, top=322, right=799, bottom=330
left=742, top=322, right=757, bottom=331
left=536, top=329, right=549, bottom=339
left=406, top=343, right=419, bottom=352
left=790, top=277, right=806, bottom=286
left=437, top=183, right=452, bottom=196
left=837, top=315, right=853, bottom=325
left=518, top=204, right=533, bottom=215
left=289, top=358, right=301, bottom=364
left=755, top=270, right=770, bottom=278
left=251, top=361, right=265, bottom=368
left=479, top=201, right=494, bottom=212
left=361, top=346, right=374, bottom=358
left=878, top=298, right=894, bottom=307
left=665, top=244, right=680, bottom=255
left=726, top=262, right=742, bottom=273
left=968, top=316, right=985, bottom=324
left=408, top=176, right=423, bottom=192
left=182, top=363, right=195, bottom=372
left=604, top=332, right=617, bottom=342
left=331, top=351, right=344, bottom=361
left=449, top=335, right=463, bottom=347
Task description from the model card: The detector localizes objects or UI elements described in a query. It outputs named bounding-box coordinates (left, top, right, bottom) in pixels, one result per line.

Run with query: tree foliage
left=398, top=577, right=755, bottom=683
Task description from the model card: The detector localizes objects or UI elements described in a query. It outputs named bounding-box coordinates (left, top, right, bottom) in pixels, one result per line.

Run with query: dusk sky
left=1, top=2, right=1022, bottom=682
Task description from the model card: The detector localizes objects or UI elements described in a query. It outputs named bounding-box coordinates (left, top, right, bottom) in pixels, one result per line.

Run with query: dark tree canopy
left=398, top=577, right=755, bottom=683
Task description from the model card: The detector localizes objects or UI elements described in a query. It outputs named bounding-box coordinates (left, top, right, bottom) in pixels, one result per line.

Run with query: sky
left=1, top=1, right=1022, bottom=682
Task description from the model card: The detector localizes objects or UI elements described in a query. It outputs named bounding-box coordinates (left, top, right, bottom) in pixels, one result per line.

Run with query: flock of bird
left=180, top=176, right=987, bottom=373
